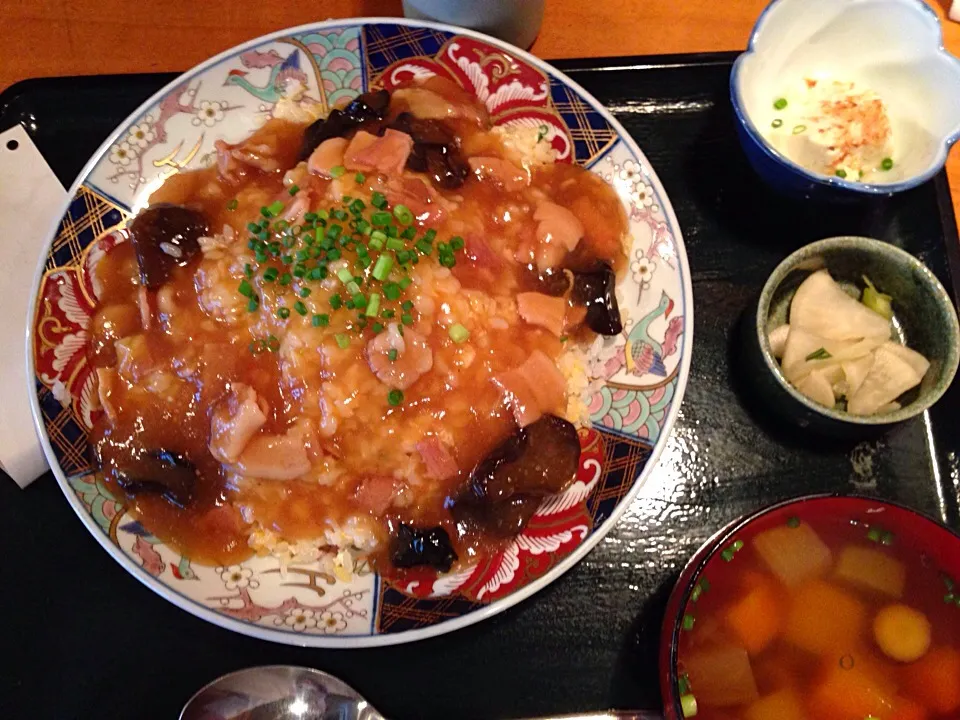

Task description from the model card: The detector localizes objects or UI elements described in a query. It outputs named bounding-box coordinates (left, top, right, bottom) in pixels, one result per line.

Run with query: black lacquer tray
left=2, top=51, right=959, bottom=720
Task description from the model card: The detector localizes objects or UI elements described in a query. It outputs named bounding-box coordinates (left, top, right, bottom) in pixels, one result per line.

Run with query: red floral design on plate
left=34, top=230, right=123, bottom=428
left=379, top=36, right=572, bottom=162
left=387, top=429, right=606, bottom=602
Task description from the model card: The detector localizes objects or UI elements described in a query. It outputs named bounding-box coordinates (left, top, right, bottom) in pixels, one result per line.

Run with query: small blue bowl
left=731, top=0, right=960, bottom=201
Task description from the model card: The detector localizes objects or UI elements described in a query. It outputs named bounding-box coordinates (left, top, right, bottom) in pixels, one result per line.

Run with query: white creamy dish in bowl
left=732, top=0, right=960, bottom=196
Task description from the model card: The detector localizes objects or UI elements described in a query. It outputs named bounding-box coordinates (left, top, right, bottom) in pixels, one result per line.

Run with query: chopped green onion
left=398, top=277, right=412, bottom=290
left=354, top=172, right=366, bottom=183
left=280, top=272, right=292, bottom=286
left=681, top=614, right=696, bottom=631
left=381, top=308, right=395, bottom=319
left=423, top=229, right=437, bottom=243
left=335, top=333, right=350, bottom=348
left=366, top=292, right=381, bottom=317
left=401, top=226, right=417, bottom=240
left=293, top=300, right=307, bottom=316
left=352, top=292, right=367, bottom=309
left=349, top=198, right=366, bottom=214
left=255, top=250, right=268, bottom=263
left=388, top=348, right=399, bottom=362
left=327, top=248, right=342, bottom=261
left=771, top=118, right=783, bottom=128
left=299, top=287, right=312, bottom=298
left=371, top=211, right=393, bottom=226
left=861, top=275, right=894, bottom=320
left=264, top=200, right=284, bottom=217
left=330, top=294, right=342, bottom=310
left=227, top=198, right=239, bottom=211
left=792, top=124, right=807, bottom=135
left=247, top=222, right=260, bottom=233
left=346, top=281, right=361, bottom=296
left=371, top=322, right=384, bottom=334
left=393, top=204, right=413, bottom=225
left=266, top=334, right=280, bottom=352
left=371, top=191, right=387, bottom=209
left=282, top=254, right=294, bottom=264
left=449, top=323, right=470, bottom=343
left=247, top=297, right=259, bottom=312
left=337, top=268, right=354, bottom=284
left=786, top=516, right=800, bottom=528
left=401, top=299, right=414, bottom=311
left=721, top=548, right=735, bottom=562
left=680, top=693, right=698, bottom=718
left=385, top=224, right=399, bottom=239
left=332, top=209, right=348, bottom=222
left=415, top=239, right=433, bottom=255
left=401, top=312, right=414, bottom=326
left=450, top=236, right=465, bottom=251
left=383, top=282, right=402, bottom=301
left=396, top=249, right=412, bottom=265
left=296, top=249, right=309, bottom=262
left=330, top=165, right=346, bottom=178
left=304, top=212, right=318, bottom=222
left=385, top=237, right=404, bottom=252
left=288, top=184, right=300, bottom=196
left=327, top=224, right=343, bottom=240
left=835, top=169, right=847, bottom=179
left=439, top=251, right=456, bottom=268
left=263, top=267, right=279, bottom=282
left=308, top=267, right=326, bottom=281
left=238, top=279, right=254, bottom=298
left=293, top=264, right=307, bottom=278
left=277, top=307, right=291, bottom=319
left=387, top=389, right=403, bottom=406
left=244, top=263, right=254, bottom=278
left=372, top=255, right=394, bottom=282
left=773, top=97, right=788, bottom=110
left=881, top=157, right=894, bottom=171
left=312, top=313, right=329, bottom=327
left=805, top=347, right=831, bottom=361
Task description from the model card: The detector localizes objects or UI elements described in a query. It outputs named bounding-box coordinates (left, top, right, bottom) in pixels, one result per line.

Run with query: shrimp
left=533, top=200, right=584, bottom=270
left=209, top=383, right=269, bottom=464
left=366, top=323, right=433, bottom=390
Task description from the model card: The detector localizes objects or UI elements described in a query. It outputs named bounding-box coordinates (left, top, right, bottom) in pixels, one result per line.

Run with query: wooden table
left=4, top=0, right=960, bottom=212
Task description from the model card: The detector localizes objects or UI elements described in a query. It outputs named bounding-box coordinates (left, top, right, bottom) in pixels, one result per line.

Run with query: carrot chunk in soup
left=808, top=657, right=897, bottom=720
left=752, top=522, right=832, bottom=587
left=744, top=687, right=806, bottom=720
left=784, top=579, right=866, bottom=654
left=889, top=696, right=929, bottom=720
left=902, top=646, right=960, bottom=714
left=683, top=643, right=759, bottom=707
left=834, top=545, right=906, bottom=598
left=722, top=571, right=783, bottom=655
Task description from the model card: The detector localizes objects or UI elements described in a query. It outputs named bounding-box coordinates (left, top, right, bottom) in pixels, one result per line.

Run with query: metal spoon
left=179, top=665, right=660, bottom=720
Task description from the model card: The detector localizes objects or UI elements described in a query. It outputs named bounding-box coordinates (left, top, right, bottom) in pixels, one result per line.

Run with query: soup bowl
left=660, top=495, right=960, bottom=719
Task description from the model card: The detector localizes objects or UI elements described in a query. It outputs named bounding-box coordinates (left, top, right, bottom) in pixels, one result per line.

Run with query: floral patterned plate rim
left=28, top=18, right=693, bottom=647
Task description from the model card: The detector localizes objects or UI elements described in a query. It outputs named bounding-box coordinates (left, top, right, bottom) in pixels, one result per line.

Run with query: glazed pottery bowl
left=28, top=19, right=693, bottom=647
left=749, top=236, right=959, bottom=431
left=659, top=494, right=960, bottom=719
left=731, top=0, right=960, bottom=200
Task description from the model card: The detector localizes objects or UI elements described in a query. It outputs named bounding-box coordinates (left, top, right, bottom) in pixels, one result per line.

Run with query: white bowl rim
left=24, top=16, right=695, bottom=648
left=730, top=0, right=960, bottom=195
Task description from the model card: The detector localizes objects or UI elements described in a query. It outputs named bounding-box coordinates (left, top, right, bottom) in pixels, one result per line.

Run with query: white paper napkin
left=0, top=125, right=67, bottom=487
